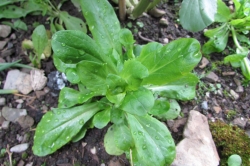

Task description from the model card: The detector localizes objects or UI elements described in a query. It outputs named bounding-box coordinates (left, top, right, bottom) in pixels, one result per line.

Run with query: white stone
left=3, top=70, right=33, bottom=94
left=10, top=143, right=29, bottom=153
left=1, top=121, right=10, bottom=129
left=90, top=146, right=96, bottom=154
left=171, top=110, right=220, bottom=166
left=0, top=98, right=6, bottom=106
left=30, top=69, right=47, bottom=91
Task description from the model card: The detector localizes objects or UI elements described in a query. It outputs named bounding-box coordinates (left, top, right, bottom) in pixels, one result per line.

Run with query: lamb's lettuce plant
left=32, top=0, right=202, bottom=165
left=202, top=0, right=250, bottom=80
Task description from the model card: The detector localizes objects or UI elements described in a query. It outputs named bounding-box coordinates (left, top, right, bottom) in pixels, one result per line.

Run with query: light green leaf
left=80, top=0, right=122, bottom=56
left=58, top=87, right=96, bottom=108
left=13, top=19, right=27, bottom=31
left=138, top=38, right=201, bottom=85
left=65, top=68, right=80, bottom=84
left=227, top=154, right=242, bottom=166
left=224, top=53, right=246, bottom=68
left=76, top=61, right=109, bottom=93
left=120, top=59, right=149, bottom=90
left=148, top=73, right=199, bottom=100
left=119, top=28, right=135, bottom=46
left=113, top=124, right=134, bottom=151
left=126, top=113, right=176, bottom=166
left=51, top=30, right=104, bottom=64
left=215, top=0, right=232, bottom=22
left=104, top=125, right=124, bottom=155
left=32, top=25, right=48, bottom=57
left=202, top=24, right=230, bottom=54
left=32, top=102, right=101, bottom=156
left=121, top=87, right=154, bottom=116
left=59, top=11, right=87, bottom=33
left=93, top=108, right=111, bottom=129
left=241, top=57, right=250, bottom=80
left=153, top=99, right=181, bottom=120
left=0, top=0, right=24, bottom=7
left=149, top=98, right=170, bottom=116
left=179, top=0, right=217, bottom=32
left=53, top=56, right=76, bottom=73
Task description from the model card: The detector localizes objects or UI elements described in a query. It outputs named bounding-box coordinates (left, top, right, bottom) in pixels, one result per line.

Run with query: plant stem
left=119, top=0, right=126, bottom=21
left=0, top=89, right=19, bottom=94
left=231, top=26, right=244, bottom=53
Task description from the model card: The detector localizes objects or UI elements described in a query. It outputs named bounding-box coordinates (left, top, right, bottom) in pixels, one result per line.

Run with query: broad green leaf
left=121, top=87, right=154, bottom=116
left=104, top=125, right=124, bottom=155
left=179, top=0, right=217, bottom=32
left=53, top=56, right=76, bottom=73
left=58, top=87, right=96, bottom=108
left=126, top=114, right=176, bottom=166
left=149, top=98, right=170, bottom=115
left=106, top=74, right=127, bottom=95
left=138, top=38, right=201, bottom=85
left=51, top=30, right=104, bottom=64
left=119, top=28, right=135, bottom=58
left=202, top=24, right=230, bottom=54
left=71, top=126, right=87, bottom=143
left=59, top=11, right=87, bottom=33
left=110, top=108, right=125, bottom=124
left=76, top=61, right=108, bottom=93
left=32, top=102, right=101, bottom=156
left=153, top=99, right=181, bottom=120
left=227, top=154, right=242, bottom=166
left=32, top=25, right=48, bottom=57
left=215, top=0, right=232, bottom=22
left=224, top=53, right=246, bottom=68
left=113, top=124, right=134, bottom=151
left=147, top=73, right=199, bottom=100
left=93, top=108, right=111, bottom=129
left=120, top=59, right=149, bottom=90
left=80, top=0, right=122, bottom=56
left=65, top=68, right=80, bottom=84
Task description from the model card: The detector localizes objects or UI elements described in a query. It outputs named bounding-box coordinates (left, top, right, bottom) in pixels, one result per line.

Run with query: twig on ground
left=138, top=32, right=155, bottom=42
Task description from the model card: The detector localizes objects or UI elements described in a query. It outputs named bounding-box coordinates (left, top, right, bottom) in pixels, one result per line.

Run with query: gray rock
left=0, top=25, right=11, bottom=38
left=0, top=98, right=6, bottom=106
left=205, top=72, right=219, bottom=83
left=0, top=41, right=7, bottom=50
left=10, top=143, right=29, bottom=153
left=2, top=106, right=27, bottom=122
left=236, top=86, right=244, bottom=93
left=230, top=89, right=239, bottom=100
left=17, top=160, right=25, bottom=166
left=0, top=116, right=5, bottom=125
left=171, top=110, right=220, bottom=166
left=2, top=121, right=10, bottom=129
left=17, top=115, right=34, bottom=129
left=232, top=117, right=248, bottom=128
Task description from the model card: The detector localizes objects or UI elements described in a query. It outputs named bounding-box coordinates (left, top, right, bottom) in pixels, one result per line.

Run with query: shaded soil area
left=0, top=0, right=250, bottom=166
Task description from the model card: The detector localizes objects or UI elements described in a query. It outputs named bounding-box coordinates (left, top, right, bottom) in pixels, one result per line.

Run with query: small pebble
left=222, top=71, right=235, bottom=76
left=0, top=97, right=6, bottom=106
left=235, top=86, right=244, bottom=93
left=15, top=99, right=24, bottom=104
left=10, top=143, right=29, bottom=153
left=17, top=103, right=22, bottom=109
left=201, top=101, right=208, bottom=110
left=159, top=18, right=169, bottom=26
left=2, top=121, right=10, bottom=129
left=230, top=89, right=239, bottom=100
left=90, top=146, right=97, bottom=155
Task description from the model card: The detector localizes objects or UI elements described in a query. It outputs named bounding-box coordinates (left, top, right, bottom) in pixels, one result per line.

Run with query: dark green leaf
left=110, top=108, right=125, bottom=124
left=65, top=68, right=80, bottom=84
left=149, top=98, right=170, bottom=116
left=80, top=0, right=122, bottom=56
left=53, top=56, right=76, bottom=73
left=32, top=102, right=101, bottom=156
left=0, top=0, right=24, bottom=7
left=76, top=61, right=108, bottom=93
left=120, top=59, right=149, bottom=90
left=180, top=0, right=217, bottom=32
left=51, top=30, right=104, bottom=64
left=93, top=108, right=111, bottom=129
left=138, top=38, right=201, bottom=85
left=13, top=19, right=27, bottom=31
left=121, top=87, right=154, bottom=116
left=126, top=114, right=176, bottom=165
